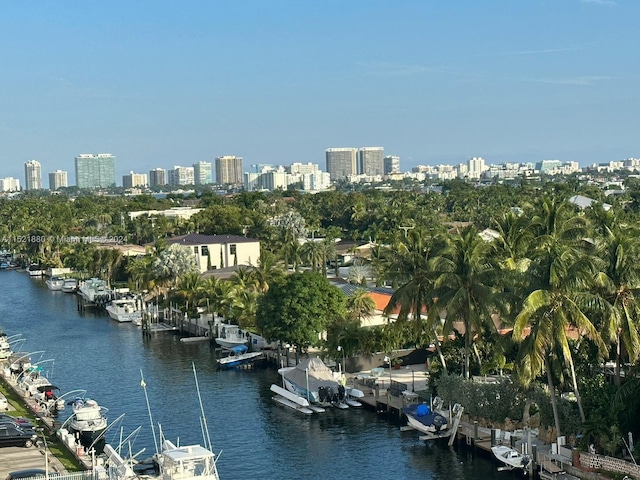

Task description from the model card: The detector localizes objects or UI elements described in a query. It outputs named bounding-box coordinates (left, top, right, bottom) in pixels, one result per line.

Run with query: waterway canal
left=0, top=270, right=517, bottom=479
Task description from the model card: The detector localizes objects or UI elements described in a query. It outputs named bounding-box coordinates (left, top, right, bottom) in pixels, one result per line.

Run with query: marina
left=0, top=270, right=588, bottom=479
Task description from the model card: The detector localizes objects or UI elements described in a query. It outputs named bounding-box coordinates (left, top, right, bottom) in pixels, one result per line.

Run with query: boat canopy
left=283, top=357, right=337, bottom=392
left=230, top=345, right=248, bottom=355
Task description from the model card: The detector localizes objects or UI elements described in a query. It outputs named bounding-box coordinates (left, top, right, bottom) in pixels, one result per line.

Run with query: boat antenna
left=140, top=369, right=159, bottom=455
left=191, top=362, right=212, bottom=451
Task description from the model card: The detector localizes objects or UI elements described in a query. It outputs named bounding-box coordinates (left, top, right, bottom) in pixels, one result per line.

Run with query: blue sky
left=1, top=0, right=638, bottom=184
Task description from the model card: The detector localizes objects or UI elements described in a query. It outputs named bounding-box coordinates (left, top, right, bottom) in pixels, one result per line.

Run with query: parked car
left=0, top=425, right=38, bottom=447
left=0, top=419, right=37, bottom=433
left=0, top=393, right=7, bottom=411
left=0, top=413, right=34, bottom=428
left=5, top=469, right=47, bottom=480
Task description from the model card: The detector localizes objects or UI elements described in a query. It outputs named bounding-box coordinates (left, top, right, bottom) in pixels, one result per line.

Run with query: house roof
left=166, top=233, right=258, bottom=246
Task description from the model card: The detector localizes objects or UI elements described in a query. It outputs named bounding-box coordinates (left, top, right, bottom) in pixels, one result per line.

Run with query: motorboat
left=26, top=264, right=45, bottom=277
left=66, top=398, right=108, bottom=453
left=106, top=298, right=142, bottom=323
left=17, top=365, right=52, bottom=397
left=217, top=345, right=263, bottom=369
left=61, top=278, right=79, bottom=293
left=45, top=276, right=65, bottom=291
left=214, top=323, right=248, bottom=349
left=78, top=278, right=113, bottom=306
left=277, top=357, right=363, bottom=410
left=33, top=384, right=66, bottom=416
left=402, top=403, right=450, bottom=436
left=491, top=445, right=532, bottom=472
left=0, top=332, right=13, bottom=360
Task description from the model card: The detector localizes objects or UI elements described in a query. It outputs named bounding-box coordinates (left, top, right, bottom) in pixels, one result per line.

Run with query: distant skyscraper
left=75, top=153, right=116, bottom=189
left=149, top=168, right=167, bottom=187
left=48, top=170, right=68, bottom=190
left=0, top=177, right=20, bottom=192
left=215, top=156, right=243, bottom=185
left=467, top=157, right=486, bottom=179
left=193, top=161, right=213, bottom=185
left=358, top=147, right=384, bottom=176
left=383, top=155, right=400, bottom=175
left=325, top=148, right=357, bottom=181
left=168, top=166, right=195, bottom=186
left=122, top=172, right=148, bottom=189
left=24, top=160, right=42, bottom=190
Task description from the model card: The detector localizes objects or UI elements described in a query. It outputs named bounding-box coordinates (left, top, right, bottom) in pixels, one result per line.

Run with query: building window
left=201, top=245, right=209, bottom=256
left=230, top=244, right=236, bottom=255
left=194, top=246, right=199, bottom=254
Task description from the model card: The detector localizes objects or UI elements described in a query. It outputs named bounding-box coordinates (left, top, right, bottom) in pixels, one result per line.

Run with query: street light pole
left=337, top=345, right=345, bottom=373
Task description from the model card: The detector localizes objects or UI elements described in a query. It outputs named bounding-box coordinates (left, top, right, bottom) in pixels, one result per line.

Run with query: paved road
left=0, top=443, right=67, bottom=479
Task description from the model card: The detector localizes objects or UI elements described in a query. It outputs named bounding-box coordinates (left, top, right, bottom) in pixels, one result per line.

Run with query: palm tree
left=381, top=229, right=448, bottom=373
left=513, top=200, right=608, bottom=431
left=590, top=220, right=640, bottom=386
left=431, top=226, right=498, bottom=379
left=347, top=288, right=376, bottom=325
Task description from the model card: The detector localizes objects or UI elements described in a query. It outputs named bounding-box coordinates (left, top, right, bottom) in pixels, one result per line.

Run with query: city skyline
left=1, top=1, right=639, bottom=181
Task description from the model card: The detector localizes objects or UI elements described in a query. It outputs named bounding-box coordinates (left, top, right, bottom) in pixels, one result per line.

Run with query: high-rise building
left=467, top=157, right=486, bottom=179
left=123, top=172, right=148, bottom=189
left=168, top=166, right=195, bottom=186
left=383, top=155, right=400, bottom=175
left=358, top=147, right=384, bottom=177
left=149, top=168, right=167, bottom=187
left=325, top=148, right=357, bottom=181
left=24, top=160, right=42, bottom=190
left=48, top=170, right=68, bottom=190
left=215, top=156, right=243, bottom=185
left=193, top=161, right=213, bottom=185
left=75, top=153, right=116, bottom=189
left=0, top=177, right=20, bottom=192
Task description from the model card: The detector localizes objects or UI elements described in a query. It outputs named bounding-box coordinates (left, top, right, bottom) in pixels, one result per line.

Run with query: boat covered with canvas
left=277, top=357, right=363, bottom=410
left=402, top=403, right=449, bottom=436
left=217, top=345, right=263, bottom=369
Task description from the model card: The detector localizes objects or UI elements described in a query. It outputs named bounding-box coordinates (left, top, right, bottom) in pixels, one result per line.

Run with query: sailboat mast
left=140, top=369, right=159, bottom=455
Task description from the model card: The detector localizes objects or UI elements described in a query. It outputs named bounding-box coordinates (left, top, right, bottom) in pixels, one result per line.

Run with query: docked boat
left=66, top=397, right=109, bottom=453
left=106, top=298, right=142, bottom=323
left=78, top=278, right=113, bottom=307
left=0, top=331, right=13, bottom=360
left=402, top=403, right=450, bottom=436
left=45, top=276, right=65, bottom=291
left=277, top=357, right=362, bottom=410
left=27, top=264, right=45, bottom=277
left=491, top=445, right=532, bottom=472
left=217, top=345, right=263, bottom=369
left=214, top=323, right=248, bottom=349
left=61, top=278, right=79, bottom=293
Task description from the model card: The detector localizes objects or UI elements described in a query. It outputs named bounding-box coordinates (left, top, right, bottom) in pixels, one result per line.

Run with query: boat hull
left=217, top=351, right=263, bottom=369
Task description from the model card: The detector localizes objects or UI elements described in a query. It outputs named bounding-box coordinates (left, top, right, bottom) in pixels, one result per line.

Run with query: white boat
left=46, top=276, right=65, bottom=290
left=402, top=403, right=450, bottom=436
left=214, top=323, right=248, bottom=349
left=491, top=445, right=532, bottom=472
left=278, top=357, right=362, bottom=409
left=78, top=278, right=113, bottom=306
left=27, top=264, right=45, bottom=277
left=0, top=332, right=12, bottom=360
left=66, top=397, right=109, bottom=453
left=217, top=345, right=263, bottom=369
left=131, top=365, right=220, bottom=480
left=61, top=278, right=79, bottom=293
left=106, top=298, right=142, bottom=323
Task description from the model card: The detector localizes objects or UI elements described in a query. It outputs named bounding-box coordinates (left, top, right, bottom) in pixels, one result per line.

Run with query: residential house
left=166, top=233, right=260, bottom=273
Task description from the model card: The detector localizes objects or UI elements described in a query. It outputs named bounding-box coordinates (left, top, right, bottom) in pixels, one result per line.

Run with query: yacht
left=106, top=298, right=142, bottom=323
left=61, top=278, right=79, bottom=293
left=45, top=276, right=65, bottom=291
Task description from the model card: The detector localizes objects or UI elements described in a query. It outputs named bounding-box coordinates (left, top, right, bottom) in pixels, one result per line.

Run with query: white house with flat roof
left=166, top=233, right=260, bottom=273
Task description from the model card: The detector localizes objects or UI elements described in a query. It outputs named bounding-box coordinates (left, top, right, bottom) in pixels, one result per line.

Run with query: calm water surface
left=0, top=271, right=517, bottom=480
